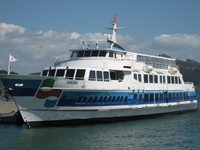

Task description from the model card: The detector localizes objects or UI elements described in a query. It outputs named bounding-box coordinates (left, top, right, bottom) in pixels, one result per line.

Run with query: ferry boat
left=0, top=14, right=198, bottom=128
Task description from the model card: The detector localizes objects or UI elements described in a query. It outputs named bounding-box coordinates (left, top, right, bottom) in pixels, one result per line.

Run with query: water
left=1, top=89, right=200, bottom=150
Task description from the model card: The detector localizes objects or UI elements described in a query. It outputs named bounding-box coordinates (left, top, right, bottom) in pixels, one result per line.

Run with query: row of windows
left=76, top=96, right=128, bottom=104
left=133, top=73, right=182, bottom=84
left=42, top=69, right=86, bottom=80
left=75, top=92, right=189, bottom=105
left=88, top=70, right=125, bottom=82
left=42, top=69, right=182, bottom=85
left=137, top=55, right=176, bottom=66
left=137, top=55, right=176, bottom=69
left=89, top=70, right=110, bottom=82
left=70, top=50, right=124, bottom=59
left=71, top=50, right=107, bottom=58
left=42, top=68, right=123, bottom=82
left=134, top=92, right=189, bottom=102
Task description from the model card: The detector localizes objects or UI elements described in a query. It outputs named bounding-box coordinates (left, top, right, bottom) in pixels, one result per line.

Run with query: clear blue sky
left=0, top=0, right=200, bottom=74
left=1, top=0, right=199, bottom=39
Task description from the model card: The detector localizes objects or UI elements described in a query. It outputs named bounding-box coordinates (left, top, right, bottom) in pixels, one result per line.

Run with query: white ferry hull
left=21, top=101, right=197, bottom=127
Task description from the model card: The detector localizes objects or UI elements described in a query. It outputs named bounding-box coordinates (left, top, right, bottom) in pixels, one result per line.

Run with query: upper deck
left=54, top=47, right=177, bottom=71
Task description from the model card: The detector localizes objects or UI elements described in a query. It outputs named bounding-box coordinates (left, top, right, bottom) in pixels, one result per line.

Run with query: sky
left=0, top=0, right=200, bottom=74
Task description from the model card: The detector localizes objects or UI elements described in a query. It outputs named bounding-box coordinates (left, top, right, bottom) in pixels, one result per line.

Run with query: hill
left=176, top=59, right=200, bottom=86
left=159, top=54, right=200, bottom=86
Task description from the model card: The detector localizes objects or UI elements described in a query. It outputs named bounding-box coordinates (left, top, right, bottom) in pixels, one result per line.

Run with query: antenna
left=89, top=39, right=107, bottom=49
left=82, top=41, right=85, bottom=49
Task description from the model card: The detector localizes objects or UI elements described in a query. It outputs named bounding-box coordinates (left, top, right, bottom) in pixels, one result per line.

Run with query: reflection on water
left=1, top=111, right=200, bottom=150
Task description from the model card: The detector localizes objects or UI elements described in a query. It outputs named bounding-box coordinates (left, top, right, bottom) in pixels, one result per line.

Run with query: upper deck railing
left=136, top=54, right=177, bottom=69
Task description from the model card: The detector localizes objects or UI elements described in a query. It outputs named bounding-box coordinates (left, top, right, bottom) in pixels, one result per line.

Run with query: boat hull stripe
left=2, top=79, right=41, bottom=96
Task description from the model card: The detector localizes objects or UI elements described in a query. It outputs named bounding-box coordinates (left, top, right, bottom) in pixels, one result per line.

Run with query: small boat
left=0, top=14, right=198, bottom=128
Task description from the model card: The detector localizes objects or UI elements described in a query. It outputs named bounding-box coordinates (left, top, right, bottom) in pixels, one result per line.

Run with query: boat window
left=150, top=93, right=154, bottom=102
left=160, top=94, right=164, bottom=101
left=84, top=50, right=91, bottom=57
left=109, top=51, right=113, bottom=57
left=97, top=71, right=103, bottom=81
left=91, top=50, right=99, bottom=57
left=110, top=71, right=116, bottom=80
left=56, top=69, right=65, bottom=77
left=134, top=74, right=137, bottom=80
left=49, top=69, right=56, bottom=76
left=66, top=69, right=75, bottom=79
left=99, top=96, right=103, bottom=103
left=120, top=96, right=123, bottom=102
left=155, top=94, right=159, bottom=102
left=77, top=51, right=84, bottom=57
left=149, top=75, right=153, bottom=83
left=71, top=51, right=78, bottom=58
left=93, top=97, right=98, bottom=103
left=82, top=97, right=87, bottom=103
left=180, top=93, right=183, bottom=100
left=138, top=74, right=142, bottom=82
left=108, top=96, right=112, bottom=102
left=103, top=71, right=109, bottom=82
left=167, top=76, right=171, bottom=84
left=110, top=70, right=124, bottom=82
left=103, top=97, right=107, bottom=102
left=124, top=96, right=128, bottom=102
left=169, top=93, right=172, bottom=101
left=42, top=70, right=48, bottom=76
left=75, top=69, right=85, bottom=80
left=88, top=97, right=93, bottom=103
left=176, top=93, right=180, bottom=100
left=159, top=76, right=162, bottom=83
left=112, top=96, right=116, bottom=102
left=144, top=74, right=148, bottom=83
left=89, top=70, right=96, bottom=81
left=175, top=77, right=178, bottom=84
left=139, top=94, right=143, bottom=102
left=154, top=75, right=158, bottom=83
left=144, top=94, right=148, bottom=102
left=172, top=93, right=176, bottom=100
left=116, top=96, right=120, bottom=102
left=184, top=93, right=188, bottom=100
left=134, top=94, right=137, bottom=100
left=171, top=76, right=175, bottom=84
left=163, top=76, right=166, bottom=83
left=99, top=51, right=107, bottom=57
left=77, top=97, right=82, bottom=103
left=178, top=77, right=182, bottom=84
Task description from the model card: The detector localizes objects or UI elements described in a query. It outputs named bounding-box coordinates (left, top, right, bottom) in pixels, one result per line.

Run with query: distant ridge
left=158, top=54, right=172, bottom=58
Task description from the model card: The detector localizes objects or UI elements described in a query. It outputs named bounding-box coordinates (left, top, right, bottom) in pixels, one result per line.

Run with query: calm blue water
left=1, top=88, right=200, bottom=150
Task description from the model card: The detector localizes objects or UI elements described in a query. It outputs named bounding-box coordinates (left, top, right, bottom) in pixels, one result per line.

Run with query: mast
left=7, top=52, right=11, bottom=75
left=106, top=14, right=125, bottom=50
left=111, top=13, right=117, bottom=43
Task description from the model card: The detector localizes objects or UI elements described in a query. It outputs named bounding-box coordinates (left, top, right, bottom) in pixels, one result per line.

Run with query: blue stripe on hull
left=56, top=91, right=197, bottom=107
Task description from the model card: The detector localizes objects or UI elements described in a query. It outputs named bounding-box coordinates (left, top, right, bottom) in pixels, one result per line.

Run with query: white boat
left=0, top=14, right=198, bottom=128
